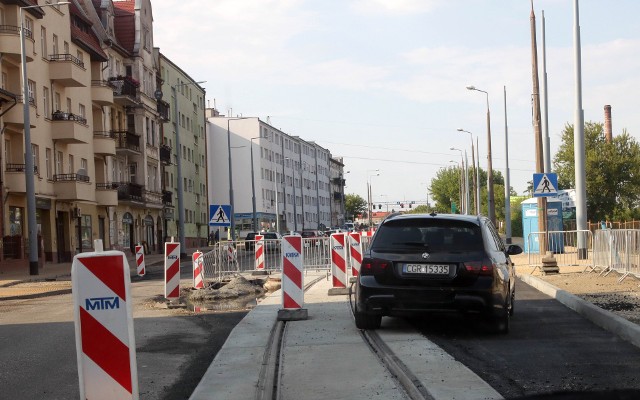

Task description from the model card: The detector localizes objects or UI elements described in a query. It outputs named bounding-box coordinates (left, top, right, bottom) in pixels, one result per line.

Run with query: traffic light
left=400, top=203, right=404, bottom=208
left=409, top=203, right=412, bottom=208
left=378, top=204, right=382, bottom=209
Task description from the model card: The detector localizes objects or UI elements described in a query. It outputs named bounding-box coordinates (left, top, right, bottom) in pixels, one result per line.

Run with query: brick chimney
left=604, top=105, right=612, bottom=143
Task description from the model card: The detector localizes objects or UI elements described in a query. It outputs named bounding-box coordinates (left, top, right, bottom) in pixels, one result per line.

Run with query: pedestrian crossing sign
left=209, top=204, right=232, bottom=227
left=532, top=173, right=558, bottom=197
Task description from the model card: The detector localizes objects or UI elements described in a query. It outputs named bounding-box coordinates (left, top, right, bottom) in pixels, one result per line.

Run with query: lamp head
left=466, top=85, right=476, bottom=91
left=457, top=128, right=463, bottom=132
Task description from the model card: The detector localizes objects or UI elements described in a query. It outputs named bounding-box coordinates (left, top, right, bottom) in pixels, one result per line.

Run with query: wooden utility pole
left=531, top=2, right=557, bottom=273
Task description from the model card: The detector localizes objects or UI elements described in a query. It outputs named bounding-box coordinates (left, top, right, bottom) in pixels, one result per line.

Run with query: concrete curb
left=517, top=272, right=640, bottom=349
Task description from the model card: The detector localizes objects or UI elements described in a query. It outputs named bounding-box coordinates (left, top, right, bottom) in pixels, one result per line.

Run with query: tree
left=553, top=122, right=640, bottom=221
left=406, top=204, right=432, bottom=214
left=344, top=193, right=367, bottom=220
left=429, top=166, right=507, bottom=221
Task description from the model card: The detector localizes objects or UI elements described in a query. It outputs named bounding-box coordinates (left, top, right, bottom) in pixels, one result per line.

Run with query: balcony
left=4, top=163, right=38, bottom=193
left=49, top=54, right=87, bottom=87
left=3, top=95, right=36, bottom=128
left=157, top=99, right=170, bottom=121
left=96, top=182, right=119, bottom=206
left=91, top=80, right=114, bottom=106
left=93, top=131, right=116, bottom=156
left=53, top=173, right=93, bottom=201
left=110, top=76, right=140, bottom=106
left=0, top=25, right=33, bottom=63
left=118, top=182, right=144, bottom=203
left=160, top=144, right=171, bottom=165
left=162, top=190, right=173, bottom=206
left=114, top=131, right=141, bottom=154
left=51, top=111, right=89, bottom=144
left=144, top=190, right=163, bottom=208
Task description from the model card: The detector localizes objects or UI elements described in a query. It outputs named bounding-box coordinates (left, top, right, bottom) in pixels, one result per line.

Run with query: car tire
left=354, top=309, right=381, bottom=330
left=490, top=294, right=511, bottom=334
left=509, top=288, right=515, bottom=316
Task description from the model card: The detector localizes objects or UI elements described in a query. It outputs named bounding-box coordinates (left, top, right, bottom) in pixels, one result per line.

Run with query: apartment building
left=156, top=51, right=207, bottom=248
left=206, top=113, right=336, bottom=237
left=0, top=0, right=172, bottom=267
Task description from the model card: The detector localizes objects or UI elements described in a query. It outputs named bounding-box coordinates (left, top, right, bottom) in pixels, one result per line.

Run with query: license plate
left=403, top=264, right=449, bottom=275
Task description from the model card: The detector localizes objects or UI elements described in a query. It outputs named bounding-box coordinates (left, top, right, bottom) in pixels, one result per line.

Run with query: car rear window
left=264, top=233, right=278, bottom=239
left=371, top=218, right=484, bottom=252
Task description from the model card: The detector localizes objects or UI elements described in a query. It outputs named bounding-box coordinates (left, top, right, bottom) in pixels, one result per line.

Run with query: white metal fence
left=526, top=230, right=594, bottom=271
left=592, top=229, right=640, bottom=282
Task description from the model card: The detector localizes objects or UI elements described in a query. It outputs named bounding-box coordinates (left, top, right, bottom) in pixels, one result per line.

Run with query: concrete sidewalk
left=0, top=246, right=213, bottom=300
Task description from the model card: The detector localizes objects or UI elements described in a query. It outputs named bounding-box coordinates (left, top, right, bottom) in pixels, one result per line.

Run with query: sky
left=153, top=0, right=640, bottom=208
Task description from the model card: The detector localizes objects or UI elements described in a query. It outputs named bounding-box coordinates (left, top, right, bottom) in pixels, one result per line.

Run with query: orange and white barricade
left=135, top=245, right=145, bottom=277
left=72, top=241, right=138, bottom=399
left=254, top=234, right=264, bottom=270
left=192, top=250, right=204, bottom=289
left=348, top=232, right=362, bottom=277
left=164, top=241, right=180, bottom=300
left=282, top=235, right=304, bottom=309
left=330, top=233, right=347, bottom=288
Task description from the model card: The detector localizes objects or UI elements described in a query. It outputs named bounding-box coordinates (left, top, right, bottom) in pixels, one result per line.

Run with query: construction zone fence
left=592, top=229, right=640, bottom=282
left=199, top=233, right=375, bottom=284
left=526, top=230, right=594, bottom=271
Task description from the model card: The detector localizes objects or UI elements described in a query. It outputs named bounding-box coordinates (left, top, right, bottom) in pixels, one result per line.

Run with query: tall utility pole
left=531, top=3, right=549, bottom=257
left=503, top=86, right=512, bottom=244
left=573, top=0, right=588, bottom=259
left=541, top=10, right=552, bottom=173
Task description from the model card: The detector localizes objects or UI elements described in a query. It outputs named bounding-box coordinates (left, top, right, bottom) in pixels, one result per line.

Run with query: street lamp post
left=450, top=147, right=467, bottom=214
left=467, top=85, right=495, bottom=225
left=21, top=2, right=71, bottom=275
left=366, top=170, right=380, bottom=228
left=449, top=160, right=462, bottom=212
left=172, top=80, right=206, bottom=258
left=458, top=128, right=480, bottom=215
left=503, top=86, right=512, bottom=244
left=250, top=137, right=261, bottom=233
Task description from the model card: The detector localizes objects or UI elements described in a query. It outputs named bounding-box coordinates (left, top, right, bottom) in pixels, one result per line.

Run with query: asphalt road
left=413, top=277, right=640, bottom=398
left=0, top=267, right=247, bottom=400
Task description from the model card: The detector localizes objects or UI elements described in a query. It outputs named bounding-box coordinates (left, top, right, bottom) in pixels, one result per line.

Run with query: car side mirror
left=506, top=244, right=523, bottom=256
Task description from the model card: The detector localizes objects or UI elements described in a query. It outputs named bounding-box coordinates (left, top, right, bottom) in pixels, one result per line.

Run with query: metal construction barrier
left=592, top=229, right=640, bottom=282
left=200, top=236, right=333, bottom=283
left=526, top=230, right=594, bottom=271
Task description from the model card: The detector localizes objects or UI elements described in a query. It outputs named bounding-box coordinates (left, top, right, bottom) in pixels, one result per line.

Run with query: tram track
left=256, top=274, right=432, bottom=400
left=255, top=274, right=326, bottom=400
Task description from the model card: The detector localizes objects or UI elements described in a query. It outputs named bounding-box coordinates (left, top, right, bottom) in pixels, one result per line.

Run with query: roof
left=383, top=213, right=483, bottom=225
left=113, top=0, right=135, bottom=53
left=70, top=1, right=108, bottom=62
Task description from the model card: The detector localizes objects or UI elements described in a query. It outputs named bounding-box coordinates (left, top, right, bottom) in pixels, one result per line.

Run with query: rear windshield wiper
left=391, top=242, right=429, bottom=247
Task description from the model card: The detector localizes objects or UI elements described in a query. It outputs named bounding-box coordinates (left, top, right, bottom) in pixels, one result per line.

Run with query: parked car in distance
left=300, top=230, right=324, bottom=246
left=244, top=232, right=282, bottom=251
left=354, top=212, right=522, bottom=333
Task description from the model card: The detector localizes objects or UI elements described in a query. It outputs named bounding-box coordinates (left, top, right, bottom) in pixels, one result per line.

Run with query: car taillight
left=464, top=260, right=494, bottom=276
left=361, top=258, right=390, bottom=276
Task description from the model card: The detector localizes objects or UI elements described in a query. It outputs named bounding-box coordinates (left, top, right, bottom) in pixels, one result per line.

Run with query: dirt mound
left=188, top=275, right=266, bottom=301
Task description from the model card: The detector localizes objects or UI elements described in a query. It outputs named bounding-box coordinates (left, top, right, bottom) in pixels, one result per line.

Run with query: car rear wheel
left=489, top=292, right=511, bottom=334
left=354, top=309, right=381, bottom=330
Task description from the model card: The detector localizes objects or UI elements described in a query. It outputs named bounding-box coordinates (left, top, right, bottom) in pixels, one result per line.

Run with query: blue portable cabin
left=521, top=198, right=564, bottom=253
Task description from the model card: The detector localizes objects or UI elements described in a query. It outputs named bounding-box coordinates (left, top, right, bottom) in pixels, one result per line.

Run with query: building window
left=81, top=158, right=88, bottom=175
left=45, top=148, right=52, bottom=179
left=43, top=87, right=50, bottom=117
left=9, top=206, right=23, bottom=236
left=31, top=144, right=39, bottom=175
left=56, top=151, right=63, bottom=174
left=68, top=154, right=74, bottom=174
left=40, top=27, right=47, bottom=57
left=54, top=92, right=60, bottom=112
left=79, top=103, right=85, bottom=119
left=81, top=215, right=92, bottom=250
left=27, top=80, right=35, bottom=104
left=52, top=34, right=59, bottom=56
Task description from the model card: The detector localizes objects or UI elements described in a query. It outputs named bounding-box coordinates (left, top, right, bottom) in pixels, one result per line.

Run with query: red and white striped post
left=192, top=250, right=204, bottom=289
left=277, top=235, right=308, bottom=321
left=348, top=232, right=362, bottom=277
left=164, top=240, right=180, bottom=300
left=329, top=232, right=348, bottom=295
left=72, top=242, right=138, bottom=399
left=135, top=245, right=145, bottom=277
left=254, top=234, right=264, bottom=270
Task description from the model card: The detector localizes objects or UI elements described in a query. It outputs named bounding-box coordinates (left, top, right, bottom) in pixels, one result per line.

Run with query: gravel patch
left=536, top=271, right=640, bottom=325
